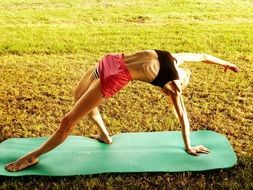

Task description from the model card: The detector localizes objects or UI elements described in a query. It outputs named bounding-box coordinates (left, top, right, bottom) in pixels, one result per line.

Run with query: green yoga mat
left=0, top=130, right=237, bottom=176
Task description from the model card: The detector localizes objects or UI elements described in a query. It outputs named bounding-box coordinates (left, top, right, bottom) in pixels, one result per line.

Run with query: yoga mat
left=0, top=130, right=237, bottom=176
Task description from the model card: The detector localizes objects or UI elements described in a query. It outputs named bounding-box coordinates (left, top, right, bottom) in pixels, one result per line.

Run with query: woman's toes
left=107, top=137, right=113, bottom=144
left=90, top=134, right=112, bottom=144
left=5, top=163, right=14, bottom=171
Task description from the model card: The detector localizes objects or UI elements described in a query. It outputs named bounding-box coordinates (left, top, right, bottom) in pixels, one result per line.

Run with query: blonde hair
left=177, top=67, right=191, bottom=90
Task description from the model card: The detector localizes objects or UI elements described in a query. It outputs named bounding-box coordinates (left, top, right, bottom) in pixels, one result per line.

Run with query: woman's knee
left=59, top=113, right=75, bottom=133
left=88, top=107, right=99, bottom=117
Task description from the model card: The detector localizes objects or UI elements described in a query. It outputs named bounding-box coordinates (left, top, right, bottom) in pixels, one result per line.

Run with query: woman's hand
left=185, top=145, right=210, bottom=156
left=224, top=64, right=240, bottom=73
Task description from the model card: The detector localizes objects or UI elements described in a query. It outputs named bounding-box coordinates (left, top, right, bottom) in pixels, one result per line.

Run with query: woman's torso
left=124, top=50, right=160, bottom=83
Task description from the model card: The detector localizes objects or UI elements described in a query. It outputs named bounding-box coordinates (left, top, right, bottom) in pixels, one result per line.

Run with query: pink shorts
left=98, top=54, right=132, bottom=98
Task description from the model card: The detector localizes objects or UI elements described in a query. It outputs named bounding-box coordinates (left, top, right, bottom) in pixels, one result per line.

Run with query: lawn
left=0, top=0, right=252, bottom=189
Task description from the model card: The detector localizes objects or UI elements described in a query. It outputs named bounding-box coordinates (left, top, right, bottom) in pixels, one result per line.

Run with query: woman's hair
left=177, top=67, right=191, bottom=90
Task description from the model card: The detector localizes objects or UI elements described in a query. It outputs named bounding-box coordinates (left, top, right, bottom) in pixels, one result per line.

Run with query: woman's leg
left=88, top=108, right=112, bottom=144
left=6, top=79, right=105, bottom=172
left=73, top=65, right=112, bottom=143
left=73, top=65, right=96, bottom=100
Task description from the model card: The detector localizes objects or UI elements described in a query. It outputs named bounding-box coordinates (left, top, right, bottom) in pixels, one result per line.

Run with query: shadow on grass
left=0, top=157, right=252, bottom=190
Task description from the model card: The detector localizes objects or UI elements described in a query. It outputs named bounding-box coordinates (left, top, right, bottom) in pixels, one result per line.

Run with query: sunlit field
left=0, top=0, right=252, bottom=189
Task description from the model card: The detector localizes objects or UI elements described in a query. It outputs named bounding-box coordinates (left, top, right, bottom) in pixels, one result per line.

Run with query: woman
left=5, top=50, right=239, bottom=172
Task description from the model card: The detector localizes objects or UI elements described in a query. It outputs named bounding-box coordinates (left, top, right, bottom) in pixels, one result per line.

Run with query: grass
left=0, top=0, right=252, bottom=189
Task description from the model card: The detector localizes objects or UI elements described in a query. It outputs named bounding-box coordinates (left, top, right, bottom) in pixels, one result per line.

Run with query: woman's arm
left=162, top=81, right=209, bottom=155
left=172, top=53, right=240, bottom=72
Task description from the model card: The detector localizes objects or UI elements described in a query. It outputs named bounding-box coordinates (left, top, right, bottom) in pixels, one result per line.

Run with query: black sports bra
left=150, top=50, right=179, bottom=87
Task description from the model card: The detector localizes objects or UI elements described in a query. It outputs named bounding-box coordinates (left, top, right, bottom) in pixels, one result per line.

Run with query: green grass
left=0, top=0, right=252, bottom=189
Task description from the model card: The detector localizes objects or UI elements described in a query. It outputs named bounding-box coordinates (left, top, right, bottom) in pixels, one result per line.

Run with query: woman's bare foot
left=5, top=156, right=39, bottom=172
left=90, top=133, right=113, bottom=144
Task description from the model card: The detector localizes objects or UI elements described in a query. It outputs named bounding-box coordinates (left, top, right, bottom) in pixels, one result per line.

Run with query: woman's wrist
left=185, top=145, right=191, bottom=151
